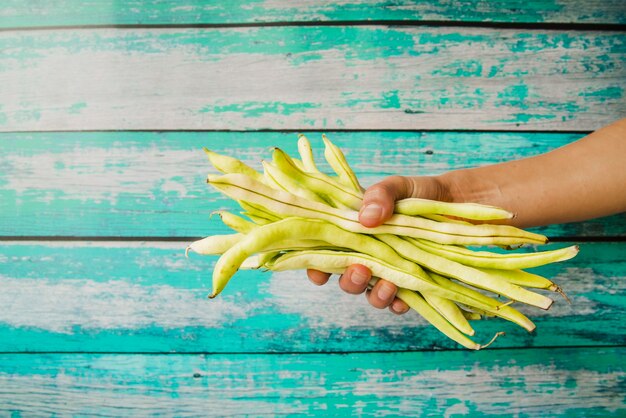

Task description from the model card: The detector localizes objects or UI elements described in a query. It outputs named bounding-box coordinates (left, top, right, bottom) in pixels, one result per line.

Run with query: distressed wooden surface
left=1, top=348, right=625, bottom=416
left=1, top=3, right=624, bottom=415
left=2, top=131, right=624, bottom=238
left=2, top=0, right=625, bottom=27
left=1, top=27, right=624, bottom=132
left=1, top=241, right=623, bottom=352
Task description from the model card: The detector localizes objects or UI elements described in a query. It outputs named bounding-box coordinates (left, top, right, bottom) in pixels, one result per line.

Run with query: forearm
left=438, top=118, right=626, bottom=228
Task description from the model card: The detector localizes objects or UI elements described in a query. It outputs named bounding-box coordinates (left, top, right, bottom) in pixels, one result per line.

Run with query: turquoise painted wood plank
left=2, top=0, right=625, bottom=27
left=1, top=348, right=624, bottom=416
left=0, top=241, right=623, bottom=352
left=1, top=27, right=624, bottom=131
left=1, top=131, right=624, bottom=238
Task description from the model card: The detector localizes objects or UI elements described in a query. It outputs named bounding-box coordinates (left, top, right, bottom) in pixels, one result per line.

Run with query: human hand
left=307, top=175, right=452, bottom=314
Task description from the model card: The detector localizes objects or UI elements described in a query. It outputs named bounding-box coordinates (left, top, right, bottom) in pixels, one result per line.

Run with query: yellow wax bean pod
left=203, top=148, right=263, bottom=182
left=412, top=238, right=579, bottom=270
left=272, top=148, right=363, bottom=210
left=378, top=234, right=554, bottom=310
left=262, top=160, right=331, bottom=206
left=267, top=249, right=535, bottom=332
left=211, top=217, right=432, bottom=297
left=299, top=135, right=364, bottom=196
left=291, top=157, right=306, bottom=171
left=420, top=214, right=473, bottom=225
left=395, top=198, right=514, bottom=220
left=207, top=174, right=548, bottom=246
left=396, top=289, right=490, bottom=350
left=321, top=134, right=363, bottom=193
left=422, top=291, right=475, bottom=336
left=478, top=267, right=568, bottom=301
left=240, top=212, right=272, bottom=225
left=461, top=309, right=483, bottom=321
left=214, top=211, right=257, bottom=234
left=186, top=233, right=244, bottom=257
left=240, top=255, right=263, bottom=270
left=425, top=271, right=532, bottom=330
left=238, top=201, right=282, bottom=223
left=297, top=134, right=321, bottom=173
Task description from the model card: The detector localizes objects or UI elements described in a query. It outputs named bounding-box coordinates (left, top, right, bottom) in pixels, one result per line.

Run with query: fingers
left=359, top=176, right=412, bottom=227
left=307, top=269, right=331, bottom=286
left=366, top=279, right=399, bottom=309
left=310, top=264, right=410, bottom=316
left=389, top=298, right=410, bottom=315
left=338, top=264, right=372, bottom=294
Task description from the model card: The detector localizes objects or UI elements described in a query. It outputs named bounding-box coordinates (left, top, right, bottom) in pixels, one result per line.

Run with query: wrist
left=437, top=168, right=504, bottom=207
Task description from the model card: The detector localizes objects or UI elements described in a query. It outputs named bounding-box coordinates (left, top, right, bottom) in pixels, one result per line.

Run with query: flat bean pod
left=321, top=134, right=363, bottom=193
left=203, top=148, right=264, bottom=182
left=214, top=211, right=257, bottom=234
left=208, top=173, right=547, bottom=245
left=395, top=198, right=514, bottom=220
left=273, top=148, right=363, bottom=210
left=378, top=234, right=554, bottom=310
left=211, top=217, right=432, bottom=297
left=267, top=249, right=535, bottom=331
left=297, top=135, right=321, bottom=173
left=411, top=238, right=579, bottom=270
left=187, top=233, right=243, bottom=256
left=422, top=291, right=475, bottom=336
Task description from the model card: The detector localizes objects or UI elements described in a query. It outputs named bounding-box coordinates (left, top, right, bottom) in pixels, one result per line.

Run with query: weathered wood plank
left=0, top=241, right=624, bottom=352
left=1, top=131, right=624, bottom=238
left=1, top=348, right=624, bottom=416
left=2, top=0, right=625, bottom=27
left=1, top=27, right=624, bottom=131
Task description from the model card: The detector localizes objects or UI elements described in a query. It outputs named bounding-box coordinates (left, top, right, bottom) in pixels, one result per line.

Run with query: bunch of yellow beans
left=188, top=135, right=578, bottom=349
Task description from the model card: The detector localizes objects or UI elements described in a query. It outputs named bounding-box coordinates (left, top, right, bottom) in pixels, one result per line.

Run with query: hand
left=307, top=175, right=452, bottom=314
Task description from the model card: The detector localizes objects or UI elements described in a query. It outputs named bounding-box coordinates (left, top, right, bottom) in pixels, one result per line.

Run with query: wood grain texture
left=1, top=348, right=624, bottom=416
left=1, top=241, right=624, bottom=352
left=1, top=27, right=624, bottom=131
left=2, top=131, right=624, bottom=238
left=2, top=0, right=625, bottom=27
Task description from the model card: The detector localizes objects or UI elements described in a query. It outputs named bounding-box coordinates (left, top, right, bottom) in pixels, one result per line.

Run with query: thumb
left=358, top=175, right=446, bottom=227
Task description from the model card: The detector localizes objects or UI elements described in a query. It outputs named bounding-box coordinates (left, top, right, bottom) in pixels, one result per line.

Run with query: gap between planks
left=1, top=343, right=626, bottom=356
left=0, top=128, right=595, bottom=134
left=1, top=236, right=624, bottom=242
left=1, top=20, right=626, bottom=33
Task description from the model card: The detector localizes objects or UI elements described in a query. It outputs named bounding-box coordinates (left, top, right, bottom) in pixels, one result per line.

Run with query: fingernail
left=350, top=270, right=368, bottom=286
left=360, top=203, right=383, bottom=222
left=390, top=300, right=407, bottom=314
left=377, top=283, right=396, bottom=301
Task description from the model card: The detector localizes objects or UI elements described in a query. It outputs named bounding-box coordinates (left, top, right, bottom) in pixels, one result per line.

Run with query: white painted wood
left=1, top=27, right=623, bottom=131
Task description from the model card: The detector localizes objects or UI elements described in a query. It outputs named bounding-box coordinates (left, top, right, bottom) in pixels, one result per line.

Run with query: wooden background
left=1, top=1, right=625, bottom=415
